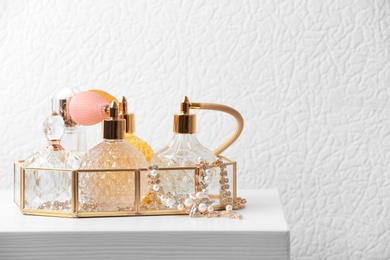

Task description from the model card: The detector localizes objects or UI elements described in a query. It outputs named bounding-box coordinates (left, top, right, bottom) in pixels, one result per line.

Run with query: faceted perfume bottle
left=23, top=113, right=81, bottom=211
left=78, top=101, right=148, bottom=212
left=52, top=88, right=87, bottom=155
left=151, top=97, right=218, bottom=197
left=120, top=96, right=154, bottom=162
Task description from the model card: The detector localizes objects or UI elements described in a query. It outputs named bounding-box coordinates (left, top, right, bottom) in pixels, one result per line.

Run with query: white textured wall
left=1, top=0, right=389, bottom=259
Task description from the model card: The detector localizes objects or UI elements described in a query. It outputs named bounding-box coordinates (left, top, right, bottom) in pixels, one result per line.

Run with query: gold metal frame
left=14, top=157, right=237, bottom=218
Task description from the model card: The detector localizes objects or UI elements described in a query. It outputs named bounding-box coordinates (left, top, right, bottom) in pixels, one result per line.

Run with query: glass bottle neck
left=103, top=139, right=125, bottom=144
left=167, top=133, right=213, bottom=153
left=168, top=133, right=200, bottom=145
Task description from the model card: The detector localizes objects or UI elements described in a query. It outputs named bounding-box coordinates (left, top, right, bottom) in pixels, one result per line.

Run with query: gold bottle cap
left=173, top=96, right=196, bottom=134
left=119, top=96, right=135, bottom=134
left=102, top=101, right=126, bottom=139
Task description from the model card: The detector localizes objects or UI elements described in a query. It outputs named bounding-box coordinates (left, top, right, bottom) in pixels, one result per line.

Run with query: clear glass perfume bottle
left=23, top=113, right=81, bottom=211
left=151, top=97, right=218, bottom=197
left=120, top=96, right=154, bottom=162
left=78, top=101, right=148, bottom=212
left=52, top=88, right=87, bottom=155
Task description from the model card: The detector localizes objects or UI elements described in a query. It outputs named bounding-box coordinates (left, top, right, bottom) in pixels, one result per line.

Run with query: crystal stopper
left=44, top=112, right=65, bottom=141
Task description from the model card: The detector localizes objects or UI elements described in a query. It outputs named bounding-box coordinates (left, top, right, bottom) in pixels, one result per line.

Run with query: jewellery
left=141, top=158, right=246, bottom=219
left=233, top=197, right=247, bottom=210
left=37, top=200, right=71, bottom=211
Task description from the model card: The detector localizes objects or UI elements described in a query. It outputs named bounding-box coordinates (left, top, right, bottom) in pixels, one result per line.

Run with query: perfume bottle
left=23, top=113, right=81, bottom=210
left=151, top=96, right=218, bottom=197
left=78, top=101, right=148, bottom=212
left=52, top=88, right=87, bottom=155
left=120, top=96, right=154, bottom=162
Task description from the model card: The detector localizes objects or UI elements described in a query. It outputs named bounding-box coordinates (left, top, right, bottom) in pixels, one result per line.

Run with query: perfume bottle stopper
left=44, top=112, right=65, bottom=151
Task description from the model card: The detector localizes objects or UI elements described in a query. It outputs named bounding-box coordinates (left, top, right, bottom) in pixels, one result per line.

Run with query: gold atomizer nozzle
left=172, top=96, right=244, bottom=155
left=102, top=101, right=126, bottom=140
left=119, top=96, right=135, bottom=134
left=174, top=96, right=197, bottom=134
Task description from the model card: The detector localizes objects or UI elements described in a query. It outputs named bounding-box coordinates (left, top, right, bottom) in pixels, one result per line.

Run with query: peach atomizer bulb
left=119, top=96, right=154, bottom=162
left=52, top=88, right=87, bottom=154
left=68, top=90, right=117, bottom=126
left=69, top=91, right=111, bottom=126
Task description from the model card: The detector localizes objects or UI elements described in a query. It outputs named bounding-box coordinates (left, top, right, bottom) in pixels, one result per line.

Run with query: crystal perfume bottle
left=23, top=113, right=81, bottom=211
left=151, top=97, right=218, bottom=197
left=52, top=88, right=87, bottom=155
left=78, top=101, right=148, bottom=212
left=120, top=96, right=154, bottom=162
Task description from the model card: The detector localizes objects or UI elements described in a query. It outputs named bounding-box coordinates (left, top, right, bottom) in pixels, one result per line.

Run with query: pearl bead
left=153, top=184, right=160, bottom=191
left=195, top=192, right=204, bottom=199
left=205, top=169, right=212, bottom=175
left=177, top=204, right=184, bottom=211
left=204, top=176, right=212, bottom=184
left=166, top=198, right=175, bottom=207
left=160, top=195, right=167, bottom=201
left=207, top=206, right=214, bottom=212
left=184, top=198, right=193, bottom=207
left=226, top=205, right=233, bottom=212
left=198, top=203, right=207, bottom=212
left=151, top=170, right=158, bottom=177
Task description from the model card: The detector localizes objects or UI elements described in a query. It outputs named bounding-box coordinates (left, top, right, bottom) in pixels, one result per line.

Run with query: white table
left=0, top=189, right=290, bottom=260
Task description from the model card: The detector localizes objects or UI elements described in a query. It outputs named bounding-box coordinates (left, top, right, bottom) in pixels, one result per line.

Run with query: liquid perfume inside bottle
left=78, top=101, right=148, bottom=212
left=120, top=96, right=154, bottom=162
left=151, top=97, right=218, bottom=198
left=52, top=88, right=87, bottom=155
left=23, top=113, right=81, bottom=211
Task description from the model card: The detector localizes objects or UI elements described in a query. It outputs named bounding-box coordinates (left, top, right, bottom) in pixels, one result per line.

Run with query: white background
left=1, top=0, right=389, bottom=259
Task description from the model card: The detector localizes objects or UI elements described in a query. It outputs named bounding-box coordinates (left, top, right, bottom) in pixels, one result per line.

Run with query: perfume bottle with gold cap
left=23, top=112, right=81, bottom=210
left=151, top=97, right=218, bottom=197
left=78, top=101, right=148, bottom=212
left=120, top=96, right=154, bottom=162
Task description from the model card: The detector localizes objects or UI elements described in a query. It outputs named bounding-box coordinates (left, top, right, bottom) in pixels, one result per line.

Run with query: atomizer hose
left=191, top=102, right=244, bottom=156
